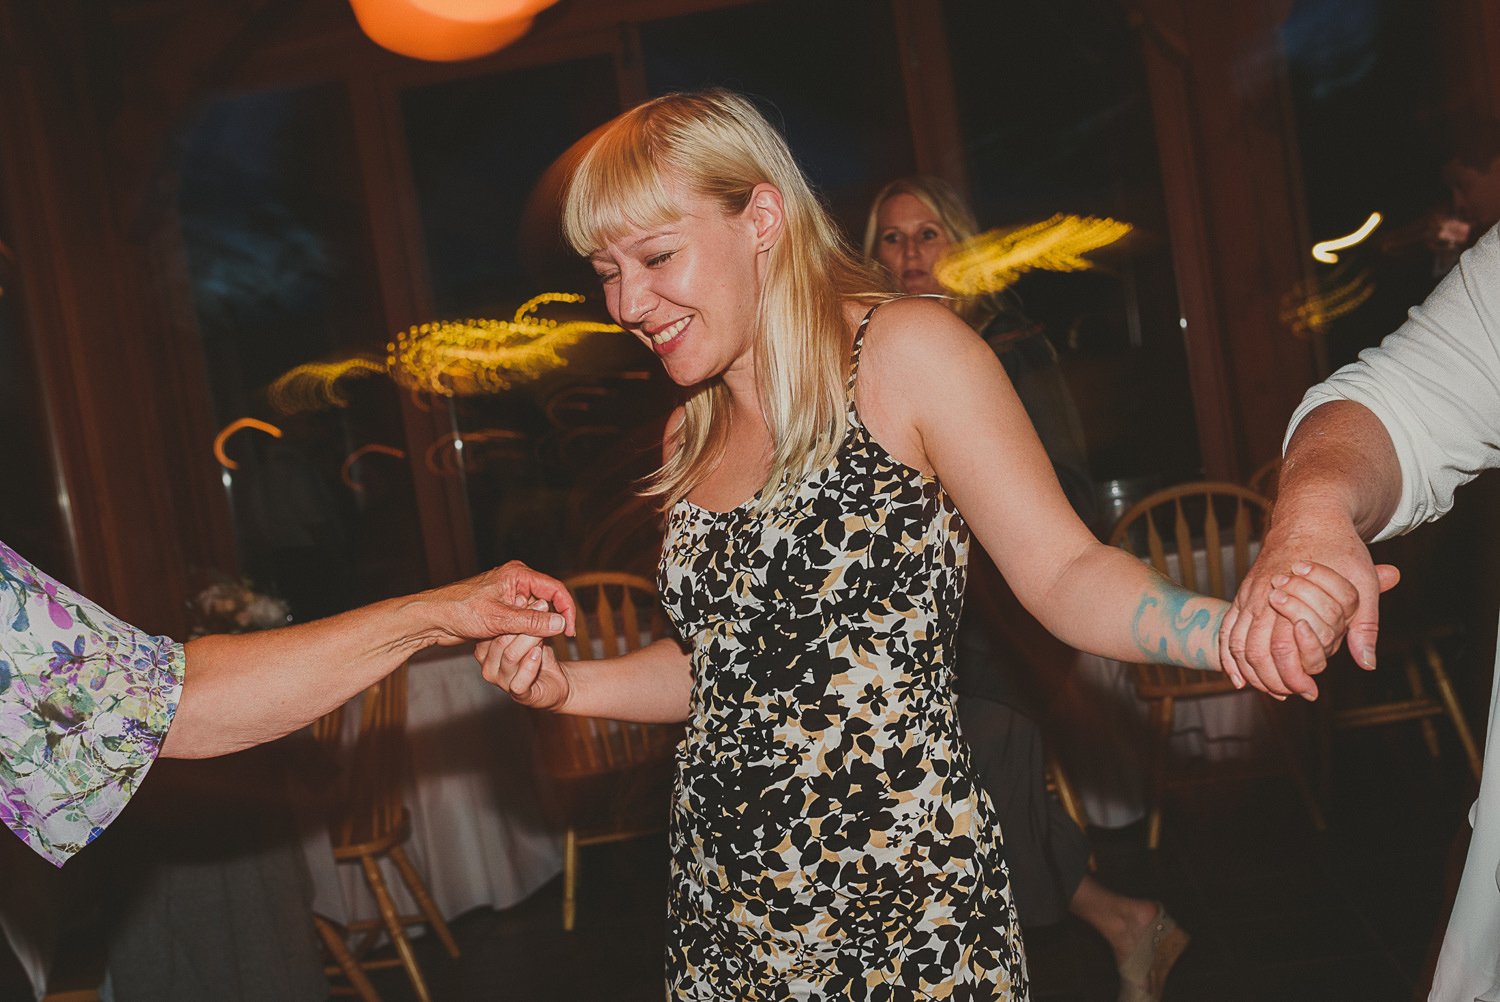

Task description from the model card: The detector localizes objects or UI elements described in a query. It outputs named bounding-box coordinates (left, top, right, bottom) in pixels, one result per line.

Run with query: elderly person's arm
left=164, top=561, right=574, bottom=758
left=0, top=545, right=571, bottom=866
left=1224, top=224, right=1500, bottom=697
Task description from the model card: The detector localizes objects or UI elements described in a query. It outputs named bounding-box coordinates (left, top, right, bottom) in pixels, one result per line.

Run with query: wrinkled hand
left=420, top=560, right=576, bottom=646
left=477, top=605, right=572, bottom=711
left=1221, top=511, right=1399, bottom=699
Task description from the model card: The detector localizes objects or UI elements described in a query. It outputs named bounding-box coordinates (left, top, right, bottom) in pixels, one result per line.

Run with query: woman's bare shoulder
left=856, top=296, right=991, bottom=373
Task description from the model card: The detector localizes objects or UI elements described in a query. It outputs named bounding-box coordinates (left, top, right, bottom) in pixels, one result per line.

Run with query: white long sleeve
left=1286, top=224, right=1500, bottom=541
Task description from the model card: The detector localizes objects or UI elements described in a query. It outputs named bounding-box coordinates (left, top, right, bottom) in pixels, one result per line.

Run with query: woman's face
left=587, top=181, right=775, bottom=390
left=874, top=193, right=952, bottom=296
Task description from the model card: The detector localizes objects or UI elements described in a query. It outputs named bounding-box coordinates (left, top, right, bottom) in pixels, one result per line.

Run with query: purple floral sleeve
left=0, top=541, right=183, bottom=865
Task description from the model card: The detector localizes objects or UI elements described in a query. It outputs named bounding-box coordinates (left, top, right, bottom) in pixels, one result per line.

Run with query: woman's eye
left=647, top=251, right=675, bottom=267
left=594, top=270, right=619, bottom=285
left=921, top=228, right=941, bottom=241
left=881, top=231, right=900, bottom=244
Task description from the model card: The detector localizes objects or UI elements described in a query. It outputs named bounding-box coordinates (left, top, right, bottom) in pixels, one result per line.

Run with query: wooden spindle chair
left=1246, top=456, right=1283, bottom=504
left=533, top=572, right=682, bottom=931
left=1109, top=483, right=1326, bottom=849
left=312, top=664, right=459, bottom=1002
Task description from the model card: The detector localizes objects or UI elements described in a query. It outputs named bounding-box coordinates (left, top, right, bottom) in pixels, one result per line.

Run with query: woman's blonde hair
left=562, top=89, right=884, bottom=513
left=862, top=175, right=1005, bottom=328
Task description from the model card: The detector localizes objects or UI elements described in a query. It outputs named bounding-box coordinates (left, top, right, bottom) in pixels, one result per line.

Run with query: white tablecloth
left=301, top=647, right=563, bottom=926
left=1057, top=541, right=1260, bottom=829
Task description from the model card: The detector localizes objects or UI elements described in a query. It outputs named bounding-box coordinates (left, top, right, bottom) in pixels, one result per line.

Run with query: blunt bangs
left=562, top=122, right=686, bottom=257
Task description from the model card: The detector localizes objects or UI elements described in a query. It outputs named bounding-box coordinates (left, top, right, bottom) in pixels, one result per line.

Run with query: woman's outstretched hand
left=414, top=560, right=576, bottom=647
left=478, top=608, right=574, bottom=711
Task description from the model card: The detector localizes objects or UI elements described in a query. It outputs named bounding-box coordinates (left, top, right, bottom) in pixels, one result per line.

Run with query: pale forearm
left=557, top=638, right=694, bottom=723
left=1029, top=544, right=1226, bottom=670
left=162, top=562, right=571, bottom=758
left=164, top=594, right=438, bottom=758
left=1277, top=400, right=1401, bottom=541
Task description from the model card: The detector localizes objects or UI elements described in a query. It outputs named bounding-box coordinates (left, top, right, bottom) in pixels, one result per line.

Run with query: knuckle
left=1268, top=638, right=1299, bottom=661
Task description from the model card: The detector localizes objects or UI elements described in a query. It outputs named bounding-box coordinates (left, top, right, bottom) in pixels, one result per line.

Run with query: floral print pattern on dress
left=656, top=307, right=1029, bottom=1001
left=0, top=541, right=183, bottom=866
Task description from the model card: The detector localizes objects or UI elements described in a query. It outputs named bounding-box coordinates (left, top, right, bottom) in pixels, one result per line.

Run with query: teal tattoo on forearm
left=1131, top=571, right=1226, bottom=671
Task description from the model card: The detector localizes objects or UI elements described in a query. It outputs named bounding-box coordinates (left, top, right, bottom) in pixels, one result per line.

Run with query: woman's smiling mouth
left=647, top=315, right=692, bottom=354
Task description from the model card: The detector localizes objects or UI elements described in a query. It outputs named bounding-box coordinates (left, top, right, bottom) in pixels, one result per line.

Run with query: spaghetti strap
left=845, top=302, right=883, bottom=404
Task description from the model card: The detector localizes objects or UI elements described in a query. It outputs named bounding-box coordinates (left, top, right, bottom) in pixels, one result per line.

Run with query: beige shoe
left=1116, top=905, right=1189, bottom=1002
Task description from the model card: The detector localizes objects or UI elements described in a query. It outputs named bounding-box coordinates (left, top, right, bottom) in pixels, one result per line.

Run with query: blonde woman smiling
left=484, top=90, right=1356, bottom=1001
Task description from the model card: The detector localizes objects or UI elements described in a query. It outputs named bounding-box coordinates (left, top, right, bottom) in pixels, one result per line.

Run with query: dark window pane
left=0, top=225, right=71, bottom=581
left=640, top=0, right=917, bottom=237
left=1283, top=0, right=1447, bottom=369
left=403, top=57, right=622, bottom=317
left=944, top=0, right=1199, bottom=489
left=178, top=84, right=429, bottom=621
left=402, top=59, right=676, bottom=578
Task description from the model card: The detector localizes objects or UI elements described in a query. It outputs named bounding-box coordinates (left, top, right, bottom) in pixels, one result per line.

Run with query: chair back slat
left=1234, top=499, right=1252, bottom=588
left=621, top=589, right=642, bottom=655
left=1145, top=513, right=1167, bottom=576
left=1173, top=499, right=1197, bottom=593
left=574, top=601, right=595, bottom=663
left=597, top=587, right=620, bottom=659
left=1204, top=500, right=1224, bottom=599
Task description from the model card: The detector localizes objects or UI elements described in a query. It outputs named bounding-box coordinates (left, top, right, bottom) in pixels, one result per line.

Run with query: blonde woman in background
left=866, top=177, right=1176, bottom=1001
left=486, top=91, right=1360, bottom=1001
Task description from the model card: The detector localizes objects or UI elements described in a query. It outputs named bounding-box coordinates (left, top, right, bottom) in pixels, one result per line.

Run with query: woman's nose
left=617, top=274, right=656, bottom=326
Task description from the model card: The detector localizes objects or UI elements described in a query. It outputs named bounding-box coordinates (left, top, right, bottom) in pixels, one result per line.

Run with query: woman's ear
left=747, top=183, right=785, bottom=251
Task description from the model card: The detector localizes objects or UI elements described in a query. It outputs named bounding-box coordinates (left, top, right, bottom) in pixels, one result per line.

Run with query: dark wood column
left=890, top=0, right=969, bottom=198
left=0, top=1, right=236, bottom=635
left=1130, top=0, right=1320, bottom=480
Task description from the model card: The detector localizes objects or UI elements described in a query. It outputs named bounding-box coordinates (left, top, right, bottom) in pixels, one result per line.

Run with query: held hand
left=477, top=615, right=573, bottom=711
left=416, top=560, right=577, bottom=647
left=1220, top=512, right=1399, bottom=699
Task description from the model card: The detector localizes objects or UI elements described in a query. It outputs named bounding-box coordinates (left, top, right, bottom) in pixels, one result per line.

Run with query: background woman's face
left=874, top=193, right=952, bottom=296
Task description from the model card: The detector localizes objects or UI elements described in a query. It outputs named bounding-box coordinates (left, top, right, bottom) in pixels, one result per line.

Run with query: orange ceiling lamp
left=347, top=0, right=560, bottom=62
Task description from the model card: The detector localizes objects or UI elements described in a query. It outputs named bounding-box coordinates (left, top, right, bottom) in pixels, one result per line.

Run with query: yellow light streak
left=933, top=214, right=1134, bottom=296
left=340, top=444, right=407, bottom=491
left=213, top=418, right=283, bottom=470
left=388, top=293, right=621, bottom=397
left=267, top=356, right=386, bottom=415
left=1311, top=212, right=1382, bottom=264
left=1279, top=270, right=1376, bottom=337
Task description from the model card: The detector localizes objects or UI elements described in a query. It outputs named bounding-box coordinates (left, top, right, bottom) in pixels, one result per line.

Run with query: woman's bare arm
left=853, top=298, right=1346, bottom=671
left=478, top=633, right=693, bottom=723
left=163, top=562, right=574, bottom=758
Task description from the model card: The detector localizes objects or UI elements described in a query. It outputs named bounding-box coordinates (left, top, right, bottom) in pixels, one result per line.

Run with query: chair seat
left=331, top=809, right=412, bottom=861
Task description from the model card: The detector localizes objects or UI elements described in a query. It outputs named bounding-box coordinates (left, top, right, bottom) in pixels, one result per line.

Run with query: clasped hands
left=1219, top=515, right=1400, bottom=700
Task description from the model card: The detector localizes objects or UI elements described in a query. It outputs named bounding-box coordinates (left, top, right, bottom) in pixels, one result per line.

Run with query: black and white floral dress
left=658, top=307, right=1029, bottom=1001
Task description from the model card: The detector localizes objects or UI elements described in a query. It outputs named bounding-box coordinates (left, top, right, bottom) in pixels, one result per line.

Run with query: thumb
left=506, top=605, right=566, bottom=637
left=1375, top=563, right=1401, bottom=593
left=1345, top=590, right=1382, bottom=671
